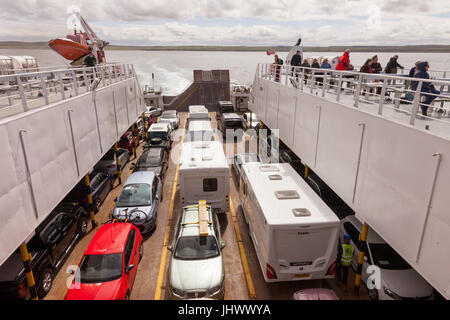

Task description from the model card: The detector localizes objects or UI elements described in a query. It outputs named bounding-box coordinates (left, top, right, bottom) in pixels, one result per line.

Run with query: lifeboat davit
left=48, top=38, right=90, bottom=61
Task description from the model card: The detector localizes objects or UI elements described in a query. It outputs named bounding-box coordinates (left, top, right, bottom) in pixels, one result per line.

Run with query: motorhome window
left=268, top=174, right=282, bottom=180
left=292, top=208, right=311, bottom=217
left=203, top=178, right=218, bottom=192
left=275, top=190, right=300, bottom=200
left=259, top=165, right=280, bottom=172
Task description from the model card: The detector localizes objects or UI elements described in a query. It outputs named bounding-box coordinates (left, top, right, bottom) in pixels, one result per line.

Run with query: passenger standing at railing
left=84, top=51, right=96, bottom=68
left=273, top=55, right=283, bottom=82
left=335, top=49, right=351, bottom=71
left=384, top=55, right=404, bottom=74
left=317, top=58, right=332, bottom=86
left=359, top=59, right=373, bottom=95
left=291, top=50, right=302, bottom=78
left=409, top=61, right=420, bottom=78
left=301, top=59, right=311, bottom=84
left=411, top=61, right=441, bottom=116
left=311, top=59, right=321, bottom=86
left=371, top=55, right=383, bottom=95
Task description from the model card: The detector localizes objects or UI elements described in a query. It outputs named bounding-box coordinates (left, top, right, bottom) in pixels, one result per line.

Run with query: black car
left=216, top=113, right=245, bottom=139
left=216, top=100, right=234, bottom=117
left=0, top=204, right=89, bottom=299
left=63, top=171, right=114, bottom=213
left=131, top=147, right=168, bottom=179
left=306, top=172, right=355, bottom=220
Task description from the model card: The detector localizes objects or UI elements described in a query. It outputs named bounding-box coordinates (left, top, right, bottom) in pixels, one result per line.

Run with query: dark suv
left=0, top=204, right=89, bottom=299
left=216, top=100, right=234, bottom=116
left=216, top=113, right=244, bottom=139
left=131, top=147, right=169, bottom=179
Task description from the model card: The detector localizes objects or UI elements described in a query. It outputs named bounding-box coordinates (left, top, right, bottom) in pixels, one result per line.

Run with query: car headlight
left=383, top=286, right=402, bottom=300
left=172, top=287, right=184, bottom=297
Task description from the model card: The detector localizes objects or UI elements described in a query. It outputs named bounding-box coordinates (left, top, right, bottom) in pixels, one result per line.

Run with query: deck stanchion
left=84, top=174, right=97, bottom=229
left=354, top=223, right=369, bottom=296
left=304, top=165, right=309, bottom=179
left=132, top=123, right=137, bottom=159
left=115, top=142, right=122, bottom=185
left=19, top=243, right=38, bottom=300
left=142, top=112, right=147, bottom=134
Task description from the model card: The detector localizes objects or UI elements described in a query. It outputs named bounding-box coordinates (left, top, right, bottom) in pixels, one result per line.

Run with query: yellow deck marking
left=230, top=198, right=256, bottom=299
left=154, top=114, right=187, bottom=300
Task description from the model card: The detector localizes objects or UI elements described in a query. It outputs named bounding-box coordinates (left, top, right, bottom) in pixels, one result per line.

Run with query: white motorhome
left=179, top=141, right=230, bottom=213
left=188, top=105, right=209, bottom=121
left=239, top=163, right=340, bottom=282
left=186, top=119, right=215, bottom=142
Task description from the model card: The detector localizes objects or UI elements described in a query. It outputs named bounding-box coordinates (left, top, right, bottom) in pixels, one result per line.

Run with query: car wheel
left=94, top=198, right=101, bottom=213
left=139, top=243, right=144, bottom=262
left=368, top=288, right=379, bottom=300
left=37, top=268, right=54, bottom=298
left=79, top=215, right=89, bottom=235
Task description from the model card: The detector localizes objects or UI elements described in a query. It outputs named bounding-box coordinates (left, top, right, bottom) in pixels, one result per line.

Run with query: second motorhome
left=239, top=163, right=340, bottom=282
left=179, top=141, right=230, bottom=213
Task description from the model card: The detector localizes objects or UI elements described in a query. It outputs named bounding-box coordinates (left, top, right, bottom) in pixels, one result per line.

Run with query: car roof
left=124, top=171, right=156, bottom=185
left=179, top=205, right=213, bottom=237
left=85, top=223, right=133, bottom=255
left=344, top=215, right=385, bottom=244
left=222, top=113, right=241, bottom=119
left=148, top=123, right=170, bottom=132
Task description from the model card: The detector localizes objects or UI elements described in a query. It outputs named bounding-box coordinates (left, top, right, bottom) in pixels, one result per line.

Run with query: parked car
left=112, top=171, right=162, bottom=235
left=145, top=106, right=163, bottom=118
left=144, top=123, right=172, bottom=151
left=293, top=288, right=339, bottom=300
left=0, top=203, right=89, bottom=299
left=158, top=119, right=174, bottom=132
left=63, top=171, right=114, bottom=213
left=216, top=113, right=245, bottom=139
left=143, top=113, right=158, bottom=128
left=216, top=101, right=234, bottom=116
left=279, top=149, right=305, bottom=177
left=118, top=131, right=137, bottom=155
left=231, top=153, right=261, bottom=185
left=306, top=172, right=354, bottom=220
left=160, top=110, right=179, bottom=129
left=131, top=147, right=168, bottom=180
left=168, top=202, right=225, bottom=299
left=95, top=148, right=130, bottom=176
left=65, top=223, right=143, bottom=300
left=134, top=118, right=145, bottom=141
left=340, top=216, right=434, bottom=300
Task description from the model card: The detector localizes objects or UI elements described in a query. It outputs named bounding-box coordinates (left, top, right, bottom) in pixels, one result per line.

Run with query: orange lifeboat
left=48, top=38, right=90, bottom=61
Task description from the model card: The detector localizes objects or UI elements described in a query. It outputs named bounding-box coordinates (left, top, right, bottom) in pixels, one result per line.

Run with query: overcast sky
left=1, top=0, right=449, bottom=46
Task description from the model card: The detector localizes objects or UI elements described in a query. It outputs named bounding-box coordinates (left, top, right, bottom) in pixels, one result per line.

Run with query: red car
left=118, top=131, right=136, bottom=155
left=65, top=223, right=143, bottom=300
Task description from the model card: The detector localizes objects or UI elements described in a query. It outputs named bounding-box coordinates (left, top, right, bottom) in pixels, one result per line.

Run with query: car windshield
left=161, top=112, right=176, bottom=119
left=149, top=131, right=168, bottom=140
left=224, top=120, right=242, bottom=128
left=116, top=183, right=151, bottom=207
left=369, top=243, right=411, bottom=270
left=174, top=235, right=219, bottom=260
left=77, top=253, right=123, bottom=283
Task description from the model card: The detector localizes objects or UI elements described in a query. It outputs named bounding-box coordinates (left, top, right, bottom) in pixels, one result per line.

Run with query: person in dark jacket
left=300, top=59, right=311, bottom=84
left=273, top=55, right=283, bottom=82
left=84, top=51, right=96, bottom=67
left=385, top=55, right=404, bottom=74
left=411, top=61, right=441, bottom=116
left=370, top=55, right=382, bottom=74
left=291, top=50, right=302, bottom=77
left=359, top=58, right=372, bottom=73
left=409, top=61, right=420, bottom=77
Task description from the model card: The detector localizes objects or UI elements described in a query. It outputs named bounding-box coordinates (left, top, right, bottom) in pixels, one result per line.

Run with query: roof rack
left=182, top=200, right=210, bottom=237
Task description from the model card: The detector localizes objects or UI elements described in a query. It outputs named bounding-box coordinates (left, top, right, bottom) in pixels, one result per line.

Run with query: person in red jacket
left=335, top=49, right=350, bottom=71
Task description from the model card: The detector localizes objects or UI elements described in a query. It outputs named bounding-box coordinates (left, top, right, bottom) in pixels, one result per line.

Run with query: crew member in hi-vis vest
left=337, top=234, right=354, bottom=291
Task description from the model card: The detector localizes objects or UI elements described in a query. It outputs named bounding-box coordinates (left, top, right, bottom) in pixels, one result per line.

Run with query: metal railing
left=0, top=63, right=137, bottom=117
left=257, top=63, right=450, bottom=138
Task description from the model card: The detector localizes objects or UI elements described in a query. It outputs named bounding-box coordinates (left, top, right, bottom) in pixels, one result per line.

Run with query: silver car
left=112, top=171, right=162, bottom=234
left=160, top=110, right=179, bottom=129
left=168, top=203, right=225, bottom=299
left=95, top=148, right=130, bottom=175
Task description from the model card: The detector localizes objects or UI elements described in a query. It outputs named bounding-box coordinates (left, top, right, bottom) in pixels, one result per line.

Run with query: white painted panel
left=265, top=85, right=279, bottom=129
left=277, top=86, right=296, bottom=147
left=96, top=88, right=117, bottom=151
left=292, top=92, right=321, bottom=167
left=114, top=87, right=129, bottom=136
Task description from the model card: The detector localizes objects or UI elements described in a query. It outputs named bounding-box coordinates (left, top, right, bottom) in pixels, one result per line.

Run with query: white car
left=340, top=216, right=434, bottom=300
left=160, top=110, right=179, bottom=129
left=168, top=202, right=225, bottom=299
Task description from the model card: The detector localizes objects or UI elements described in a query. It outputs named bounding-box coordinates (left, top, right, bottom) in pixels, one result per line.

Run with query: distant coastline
left=1, top=41, right=450, bottom=53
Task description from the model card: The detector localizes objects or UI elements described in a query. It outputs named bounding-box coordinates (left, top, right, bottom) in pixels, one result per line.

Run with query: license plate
left=293, top=273, right=310, bottom=279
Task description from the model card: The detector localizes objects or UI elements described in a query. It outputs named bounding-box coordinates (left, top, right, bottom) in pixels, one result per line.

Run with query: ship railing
left=257, top=63, right=450, bottom=138
left=0, top=63, right=137, bottom=118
